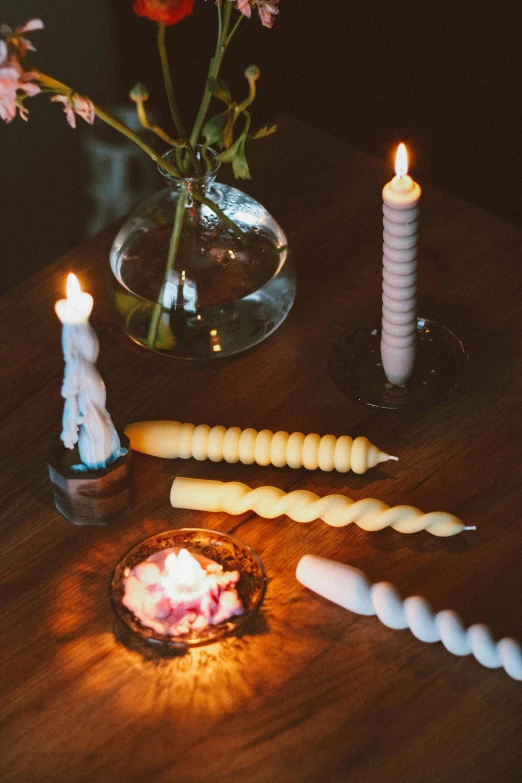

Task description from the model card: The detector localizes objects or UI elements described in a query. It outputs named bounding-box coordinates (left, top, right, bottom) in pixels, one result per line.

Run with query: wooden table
left=1, top=117, right=521, bottom=783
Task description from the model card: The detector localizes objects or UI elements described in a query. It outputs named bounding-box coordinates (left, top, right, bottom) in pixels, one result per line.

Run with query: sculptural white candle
left=381, top=143, right=421, bottom=387
left=296, top=556, right=522, bottom=681
left=55, top=274, right=121, bottom=469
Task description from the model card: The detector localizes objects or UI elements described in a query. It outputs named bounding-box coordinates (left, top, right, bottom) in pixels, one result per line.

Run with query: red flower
left=133, top=0, right=194, bottom=26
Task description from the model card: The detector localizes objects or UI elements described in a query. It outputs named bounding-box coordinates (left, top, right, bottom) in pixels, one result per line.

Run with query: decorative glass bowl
left=111, top=528, right=266, bottom=652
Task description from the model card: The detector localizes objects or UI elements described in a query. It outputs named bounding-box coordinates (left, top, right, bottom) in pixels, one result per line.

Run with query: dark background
left=1, top=0, right=521, bottom=291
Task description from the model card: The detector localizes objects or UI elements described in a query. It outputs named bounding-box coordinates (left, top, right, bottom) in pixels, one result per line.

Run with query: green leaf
left=231, top=145, right=250, bottom=179
left=216, top=136, right=240, bottom=163
left=207, top=77, right=232, bottom=104
left=202, top=113, right=227, bottom=148
left=217, top=134, right=251, bottom=180
left=250, top=124, right=277, bottom=140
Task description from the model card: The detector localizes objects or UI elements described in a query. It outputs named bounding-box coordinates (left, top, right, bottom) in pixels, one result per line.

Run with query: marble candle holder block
left=48, top=431, right=133, bottom=526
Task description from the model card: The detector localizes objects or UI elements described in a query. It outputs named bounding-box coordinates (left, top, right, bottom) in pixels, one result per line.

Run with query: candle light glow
left=390, top=143, right=415, bottom=194
left=122, top=546, right=244, bottom=636
left=67, top=272, right=81, bottom=299
left=395, top=142, right=408, bottom=177
left=162, top=548, right=211, bottom=602
left=55, top=273, right=93, bottom=324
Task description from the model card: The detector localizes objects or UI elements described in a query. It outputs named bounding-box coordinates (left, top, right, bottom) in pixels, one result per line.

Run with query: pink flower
left=257, top=0, right=278, bottom=28
left=51, top=93, right=95, bottom=129
left=14, top=18, right=44, bottom=53
left=0, top=66, right=40, bottom=123
left=0, top=18, right=44, bottom=58
left=235, top=0, right=252, bottom=19
left=233, top=0, right=278, bottom=28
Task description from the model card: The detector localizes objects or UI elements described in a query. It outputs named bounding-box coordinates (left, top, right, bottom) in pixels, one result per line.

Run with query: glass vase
left=108, top=148, right=295, bottom=359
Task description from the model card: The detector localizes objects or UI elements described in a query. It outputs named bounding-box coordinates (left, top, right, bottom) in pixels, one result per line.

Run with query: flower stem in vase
left=157, top=22, right=202, bottom=177
left=35, top=72, right=183, bottom=179
left=190, top=189, right=245, bottom=242
left=190, top=0, right=235, bottom=148
left=146, top=186, right=188, bottom=351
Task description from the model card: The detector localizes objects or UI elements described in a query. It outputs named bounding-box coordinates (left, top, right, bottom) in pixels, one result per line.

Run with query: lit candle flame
left=56, top=273, right=93, bottom=324
left=163, top=548, right=209, bottom=599
left=66, top=272, right=82, bottom=301
left=395, top=143, right=408, bottom=178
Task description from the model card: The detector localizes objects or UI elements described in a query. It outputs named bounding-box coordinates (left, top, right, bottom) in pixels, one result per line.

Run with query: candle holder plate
left=329, top=317, right=468, bottom=411
left=111, top=528, right=266, bottom=653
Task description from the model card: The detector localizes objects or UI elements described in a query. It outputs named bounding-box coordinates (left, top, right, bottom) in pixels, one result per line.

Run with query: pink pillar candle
left=122, top=547, right=243, bottom=636
left=381, top=144, right=422, bottom=387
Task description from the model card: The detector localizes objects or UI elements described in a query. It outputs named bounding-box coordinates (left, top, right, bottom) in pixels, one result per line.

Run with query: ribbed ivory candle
left=296, top=556, right=522, bottom=681
left=125, top=420, right=395, bottom=474
left=381, top=143, right=422, bottom=387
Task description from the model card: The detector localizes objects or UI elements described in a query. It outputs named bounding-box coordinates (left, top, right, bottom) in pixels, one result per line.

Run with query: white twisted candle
left=381, top=143, right=421, bottom=387
left=125, top=420, right=395, bottom=475
left=170, top=477, right=470, bottom=537
left=296, top=556, right=522, bottom=681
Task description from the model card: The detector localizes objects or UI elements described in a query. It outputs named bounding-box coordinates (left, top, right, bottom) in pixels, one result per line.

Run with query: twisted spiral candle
left=125, top=420, right=395, bottom=474
left=170, top=478, right=470, bottom=537
left=381, top=143, right=421, bottom=387
left=296, top=556, right=522, bottom=681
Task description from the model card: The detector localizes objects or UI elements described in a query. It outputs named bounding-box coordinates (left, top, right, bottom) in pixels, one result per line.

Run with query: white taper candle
left=381, top=143, right=421, bottom=386
left=296, top=555, right=522, bottom=681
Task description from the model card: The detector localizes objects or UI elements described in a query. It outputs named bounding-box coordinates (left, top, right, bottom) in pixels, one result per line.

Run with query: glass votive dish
left=111, top=528, right=266, bottom=653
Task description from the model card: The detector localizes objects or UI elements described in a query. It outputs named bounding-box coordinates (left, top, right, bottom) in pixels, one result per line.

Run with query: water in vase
left=109, top=182, right=295, bottom=359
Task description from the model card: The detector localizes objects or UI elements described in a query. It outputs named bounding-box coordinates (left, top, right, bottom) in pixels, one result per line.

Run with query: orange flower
left=133, top=0, right=194, bottom=26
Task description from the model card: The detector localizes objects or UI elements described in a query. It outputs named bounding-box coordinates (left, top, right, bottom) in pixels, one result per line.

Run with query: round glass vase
left=109, top=148, right=295, bottom=359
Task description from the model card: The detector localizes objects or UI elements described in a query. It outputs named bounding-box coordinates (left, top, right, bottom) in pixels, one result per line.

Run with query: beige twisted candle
left=297, top=556, right=522, bottom=681
left=125, top=420, right=396, bottom=474
left=170, top=478, right=471, bottom=537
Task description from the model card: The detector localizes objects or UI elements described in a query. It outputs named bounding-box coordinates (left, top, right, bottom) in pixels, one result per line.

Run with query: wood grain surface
left=1, top=117, right=521, bottom=783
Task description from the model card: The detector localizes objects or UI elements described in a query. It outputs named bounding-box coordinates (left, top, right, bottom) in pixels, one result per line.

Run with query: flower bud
left=129, top=82, right=149, bottom=102
left=244, top=65, right=260, bottom=83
